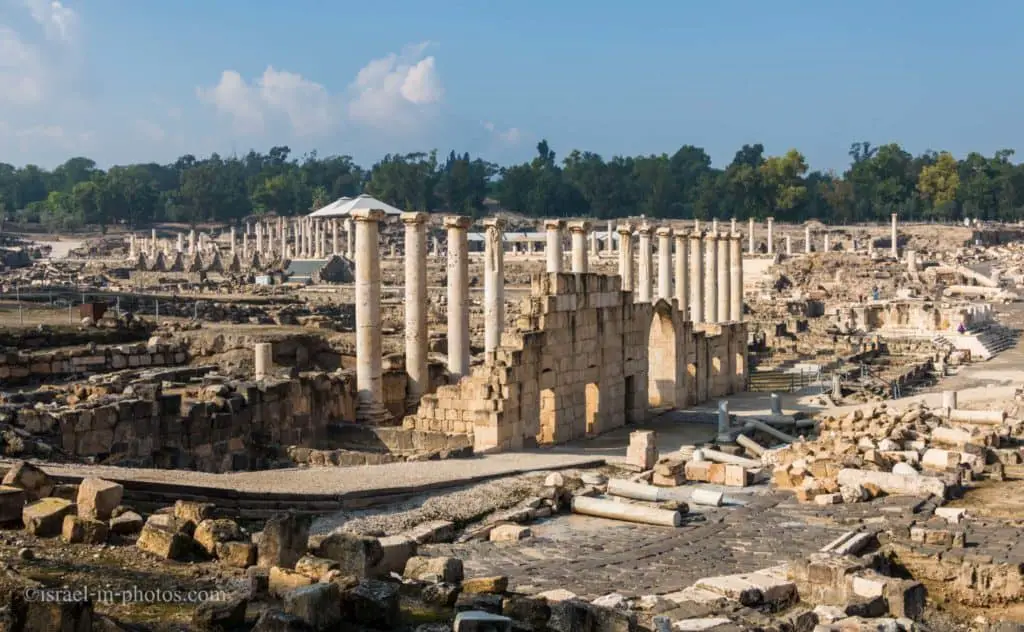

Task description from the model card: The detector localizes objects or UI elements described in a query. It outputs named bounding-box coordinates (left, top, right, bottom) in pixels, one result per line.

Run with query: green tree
left=917, top=151, right=960, bottom=210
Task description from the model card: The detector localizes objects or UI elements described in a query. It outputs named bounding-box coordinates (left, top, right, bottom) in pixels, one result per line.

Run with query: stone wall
left=840, top=300, right=993, bottom=334
left=407, top=272, right=748, bottom=453
left=0, top=340, right=188, bottom=385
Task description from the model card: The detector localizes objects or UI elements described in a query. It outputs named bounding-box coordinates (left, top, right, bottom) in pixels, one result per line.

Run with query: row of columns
left=743, top=213, right=900, bottom=258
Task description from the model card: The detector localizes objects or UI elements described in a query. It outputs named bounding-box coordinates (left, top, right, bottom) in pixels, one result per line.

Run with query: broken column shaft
left=568, top=220, right=590, bottom=273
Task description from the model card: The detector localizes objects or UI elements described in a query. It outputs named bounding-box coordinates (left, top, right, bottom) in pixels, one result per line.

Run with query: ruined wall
left=843, top=301, right=993, bottom=334
left=0, top=340, right=189, bottom=386
left=407, top=272, right=748, bottom=453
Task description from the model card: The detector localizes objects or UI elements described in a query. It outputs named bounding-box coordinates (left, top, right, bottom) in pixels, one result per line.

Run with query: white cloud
left=132, top=119, right=166, bottom=142
left=483, top=121, right=523, bottom=145
left=0, top=26, right=45, bottom=104
left=197, top=66, right=337, bottom=136
left=347, top=41, right=443, bottom=129
left=23, top=0, right=78, bottom=43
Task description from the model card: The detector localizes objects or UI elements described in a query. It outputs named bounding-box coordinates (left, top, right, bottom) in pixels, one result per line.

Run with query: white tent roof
left=308, top=194, right=404, bottom=218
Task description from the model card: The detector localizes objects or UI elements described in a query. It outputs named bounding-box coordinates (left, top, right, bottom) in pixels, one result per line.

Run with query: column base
left=356, top=401, right=393, bottom=425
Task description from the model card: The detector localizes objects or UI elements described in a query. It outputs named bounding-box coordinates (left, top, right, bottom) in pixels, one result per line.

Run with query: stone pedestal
left=626, top=430, right=657, bottom=471
left=403, top=212, right=429, bottom=409
left=717, top=232, right=730, bottom=322
left=704, top=232, right=718, bottom=323
left=545, top=219, right=564, bottom=273
left=689, top=232, right=704, bottom=323
left=656, top=227, right=672, bottom=301
left=254, top=343, right=273, bottom=378
left=617, top=224, right=635, bottom=291
left=730, top=234, right=743, bottom=322
left=674, top=231, right=689, bottom=315
left=353, top=209, right=390, bottom=423
left=568, top=221, right=590, bottom=273
left=446, top=215, right=472, bottom=379
left=483, top=218, right=506, bottom=354
left=637, top=224, right=654, bottom=303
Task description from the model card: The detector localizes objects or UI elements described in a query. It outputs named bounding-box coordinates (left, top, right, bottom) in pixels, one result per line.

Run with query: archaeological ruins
left=0, top=210, right=1023, bottom=631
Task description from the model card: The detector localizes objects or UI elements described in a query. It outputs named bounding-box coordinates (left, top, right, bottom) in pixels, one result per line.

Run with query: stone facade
left=838, top=300, right=993, bottom=334
left=407, top=272, right=747, bottom=452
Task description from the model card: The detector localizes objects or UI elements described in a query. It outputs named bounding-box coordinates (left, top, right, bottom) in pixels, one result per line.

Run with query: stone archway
left=648, top=307, right=677, bottom=408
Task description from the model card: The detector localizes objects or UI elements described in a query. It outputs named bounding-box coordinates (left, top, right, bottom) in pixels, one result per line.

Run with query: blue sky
left=1, top=0, right=1022, bottom=172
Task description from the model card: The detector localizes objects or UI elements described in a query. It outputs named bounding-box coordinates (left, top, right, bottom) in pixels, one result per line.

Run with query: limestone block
left=23, top=498, right=73, bottom=537
left=724, top=464, right=751, bottom=487
left=76, top=477, right=123, bottom=521
left=62, top=515, right=109, bottom=544
left=109, top=510, right=144, bottom=535
left=404, top=555, right=464, bottom=583
left=257, top=512, right=310, bottom=569
left=489, top=525, right=531, bottom=542
left=193, top=518, right=244, bottom=557
left=173, top=500, right=215, bottom=529
left=294, top=554, right=341, bottom=580
left=311, top=531, right=383, bottom=578
left=216, top=541, right=256, bottom=568
left=268, top=566, right=314, bottom=596
left=137, top=521, right=192, bottom=560
left=2, top=461, right=54, bottom=501
left=283, top=582, right=343, bottom=630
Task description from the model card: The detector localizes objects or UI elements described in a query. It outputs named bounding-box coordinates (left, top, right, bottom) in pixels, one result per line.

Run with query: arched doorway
left=648, top=307, right=677, bottom=407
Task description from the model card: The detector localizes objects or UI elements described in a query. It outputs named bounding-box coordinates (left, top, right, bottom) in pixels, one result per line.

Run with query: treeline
left=1, top=140, right=1022, bottom=231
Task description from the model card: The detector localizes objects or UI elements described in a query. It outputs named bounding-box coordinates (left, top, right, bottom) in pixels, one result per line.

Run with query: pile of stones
left=770, top=402, right=1021, bottom=505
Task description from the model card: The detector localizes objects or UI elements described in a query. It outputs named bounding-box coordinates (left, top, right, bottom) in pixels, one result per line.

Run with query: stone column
left=907, top=249, right=917, bottom=275
left=605, top=220, right=614, bottom=255
left=230, top=227, right=236, bottom=255
left=545, top=219, right=564, bottom=273
left=330, top=219, right=338, bottom=255
left=353, top=209, right=388, bottom=422
left=785, top=235, right=792, bottom=256
left=254, top=343, right=272, bottom=378
left=402, top=212, right=429, bottom=407
left=805, top=225, right=812, bottom=253
left=446, top=215, right=472, bottom=379
left=150, top=229, right=157, bottom=256
left=748, top=218, right=755, bottom=254
left=689, top=232, right=704, bottom=323
left=588, top=231, right=597, bottom=258
left=674, top=230, right=689, bottom=315
left=176, top=233, right=183, bottom=253
left=255, top=223, right=264, bottom=254
left=568, top=221, right=590, bottom=273
left=730, top=218, right=737, bottom=234
left=281, top=220, right=288, bottom=257
left=890, top=213, right=898, bottom=258
left=128, top=234, right=136, bottom=259
left=824, top=233, right=831, bottom=252
left=711, top=219, right=718, bottom=234
left=717, top=232, right=730, bottom=322
left=657, top=227, right=673, bottom=301
left=766, top=217, right=774, bottom=255
left=242, top=233, right=249, bottom=258
left=189, top=229, right=196, bottom=255
left=483, top=218, right=506, bottom=355
left=704, top=232, right=718, bottom=323
left=617, top=224, right=635, bottom=291
left=346, top=218, right=355, bottom=258
left=730, top=234, right=743, bottom=322
left=636, top=223, right=654, bottom=303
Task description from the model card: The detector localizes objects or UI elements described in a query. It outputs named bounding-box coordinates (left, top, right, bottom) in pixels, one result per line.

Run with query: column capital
left=352, top=209, right=386, bottom=222
left=656, top=226, right=673, bottom=238
left=705, top=231, right=719, bottom=243
left=674, top=229, right=690, bottom=240
left=400, top=211, right=429, bottom=225
left=637, top=223, right=654, bottom=236
left=731, top=232, right=743, bottom=243
left=616, top=223, right=634, bottom=235
left=689, top=230, right=703, bottom=241
left=483, top=217, right=507, bottom=230
left=566, top=220, right=591, bottom=233
left=766, top=216, right=775, bottom=223
left=444, top=215, right=472, bottom=229
left=543, top=219, right=565, bottom=231
left=891, top=213, right=898, bottom=219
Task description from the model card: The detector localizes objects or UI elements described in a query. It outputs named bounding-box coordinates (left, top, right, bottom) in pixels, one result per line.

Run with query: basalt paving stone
left=428, top=493, right=848, bottom=599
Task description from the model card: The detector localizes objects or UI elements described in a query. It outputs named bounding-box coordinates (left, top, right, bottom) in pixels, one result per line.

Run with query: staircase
left=941, top=325, right=1018, bottom=361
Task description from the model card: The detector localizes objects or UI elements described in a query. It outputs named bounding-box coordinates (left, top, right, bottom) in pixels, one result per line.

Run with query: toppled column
left=805, top=225, right=811, bottom=254
left=353, top=209, right=389, bottom=423
left=402, top=212, right=429, bottom=408
left=717, top=231, right=730, bottom=322
left=637, top=223, right=654, bottom=303
left=572, top=496, right=681, bottom=527
left=689, top=231, right=704, bottom=323
left=674, top=230, right=689, bottom=314
left=891, top=213, right=899, bottom=258
left=656, top=227, right=673, bottom=300
left=704, top=232, right=719, bottom=323
left=346, top=217, right=355, bottom=259
left=545, top=219, right=564, bottom=273
left=254, top=343, right=272, bottom=378
left=766, top=217, right=775, bottom=255
left=568, top=220, right=589, bottom=273
left=748, top=217, right=755, bottom=254
left=617, top=223, right=635, bottom=291
left=730, top=233, right=743, bottom=321
left=483, top=217, right=506, bottom=354
left=446, top=215, right=472, bottom=379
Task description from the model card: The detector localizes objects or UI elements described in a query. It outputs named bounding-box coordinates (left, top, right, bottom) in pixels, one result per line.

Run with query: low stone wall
left=0, top=325, right=152, bottom=349
left=6, top=367, right=463, bottom=472
left=128, top=270, right=206, bottom=284
left=0, top=340, right=188, bottom=385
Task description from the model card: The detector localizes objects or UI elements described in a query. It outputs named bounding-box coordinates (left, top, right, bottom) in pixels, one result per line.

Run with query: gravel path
left=2, top=452, right=604, bottom=496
